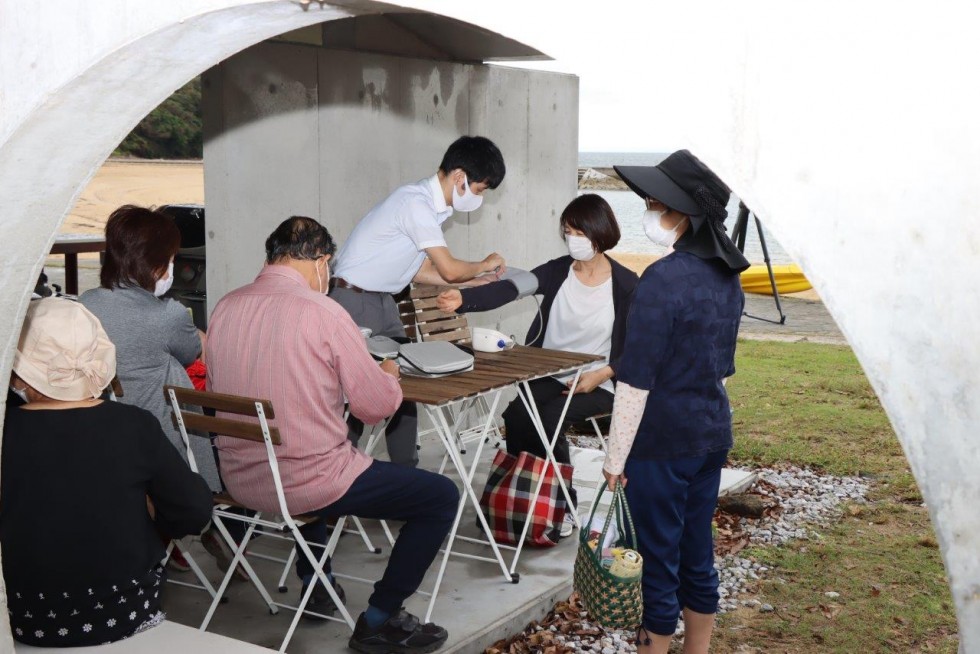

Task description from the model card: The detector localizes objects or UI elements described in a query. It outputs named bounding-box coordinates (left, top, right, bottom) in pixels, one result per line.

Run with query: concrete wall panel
left=204, top=42, right=322, bottom=305
left=460, top=66, right=530, bottom=335
left=517, top=67, right=579, bottom=338
left=316, top=49, right=472, bottom=247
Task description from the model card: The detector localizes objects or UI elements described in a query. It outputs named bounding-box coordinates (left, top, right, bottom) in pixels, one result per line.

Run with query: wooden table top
left=399, top=345, right=603, bottom=406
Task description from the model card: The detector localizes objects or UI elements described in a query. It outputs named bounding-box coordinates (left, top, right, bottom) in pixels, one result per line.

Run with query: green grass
left=727, top=340, right=919, bottom=502
left=706, top=339, right=957, bottom=653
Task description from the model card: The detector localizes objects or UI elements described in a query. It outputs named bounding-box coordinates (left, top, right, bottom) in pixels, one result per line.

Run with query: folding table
left=399, top=345, right=603, bottom=621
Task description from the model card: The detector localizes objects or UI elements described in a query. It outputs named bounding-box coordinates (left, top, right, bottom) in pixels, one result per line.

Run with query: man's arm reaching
left=414, top=246, right=506, bottom=285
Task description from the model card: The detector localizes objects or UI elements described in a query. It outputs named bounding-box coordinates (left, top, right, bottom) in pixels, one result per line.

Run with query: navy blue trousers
left=624, top=449, right=728, bottom=635
left=297, top=460, right=459, bottom=613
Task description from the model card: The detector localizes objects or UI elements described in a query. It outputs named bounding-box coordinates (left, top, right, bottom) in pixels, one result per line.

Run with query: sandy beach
left=54, top=159, right=204, bottom=264
left=65, top=159, right=204, bottom=234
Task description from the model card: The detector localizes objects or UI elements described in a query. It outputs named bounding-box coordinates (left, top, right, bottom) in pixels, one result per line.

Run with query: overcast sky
left=412, top=0, right=747, bottom=154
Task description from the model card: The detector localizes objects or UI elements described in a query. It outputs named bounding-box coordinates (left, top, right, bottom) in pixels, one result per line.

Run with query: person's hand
left=437, top=289, right=463, bottom=313
left=602, top=468, right=627, bottom=492
left=380, top=358, right=400, bottom=379
left=482, top=252, right=506, bottom=275
left=564, top=369, right=609, bottom=395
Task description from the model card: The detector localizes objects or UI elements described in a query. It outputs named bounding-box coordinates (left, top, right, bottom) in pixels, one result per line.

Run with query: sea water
left=578, top=152, right=791, bottom=265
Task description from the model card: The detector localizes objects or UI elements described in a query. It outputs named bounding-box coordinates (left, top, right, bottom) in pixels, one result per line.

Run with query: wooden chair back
left=398, top=283, right=471, bottom=345
left=164, top=385, right=281, bottom=445
left=394, top=287, right=418, bottom=341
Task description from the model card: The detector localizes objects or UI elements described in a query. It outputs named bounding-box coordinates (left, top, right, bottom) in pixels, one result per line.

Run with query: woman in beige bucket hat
left=2, top=298, right=212, bottom=647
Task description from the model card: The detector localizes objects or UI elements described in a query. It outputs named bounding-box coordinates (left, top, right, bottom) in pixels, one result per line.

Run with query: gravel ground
left=488, top=466, right=870, bottom=654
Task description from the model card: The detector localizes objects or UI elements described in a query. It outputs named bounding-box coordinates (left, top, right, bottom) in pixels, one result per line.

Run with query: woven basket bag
left=573, top=482, right=643, bottom=630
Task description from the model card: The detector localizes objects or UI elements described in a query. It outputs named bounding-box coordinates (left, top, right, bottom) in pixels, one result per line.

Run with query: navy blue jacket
left=457, top=255, right=638, bottom=377
left=617, top=251, right=744, bottom=460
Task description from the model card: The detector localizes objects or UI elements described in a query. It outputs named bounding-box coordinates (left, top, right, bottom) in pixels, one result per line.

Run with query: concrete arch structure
left=2, top=2, right=979, bottom=652
left=0, top=0, right=548, bottom=647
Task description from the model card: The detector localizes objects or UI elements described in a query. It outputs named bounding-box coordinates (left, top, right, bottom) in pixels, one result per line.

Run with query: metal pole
left=754, top=215, right=787, bottom=324
left=733, top=202, right=788, bottom=325
left=732, top=202, right=750, bottom=252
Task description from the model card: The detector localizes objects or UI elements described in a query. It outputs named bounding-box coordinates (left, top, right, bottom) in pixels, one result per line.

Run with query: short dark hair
left=438, top=136, right=506, bottom=189
left=559, top=194, right=621, bottom=253
left=100, top=205, right=181, bottom=292
left=265, top=216, right=336, bottom=264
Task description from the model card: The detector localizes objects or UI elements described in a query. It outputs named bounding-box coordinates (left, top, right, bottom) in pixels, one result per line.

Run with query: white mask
left=314, top=258, right=329, bottom=295
left=9, top=385, right=29, bottom=404
left=643, top=209, right=683, bottom=248
left=153, top=262, right=174, bottom=297
left=451, top=175, right=484, bottom=213
left=566, top=234, right=596, bottom=261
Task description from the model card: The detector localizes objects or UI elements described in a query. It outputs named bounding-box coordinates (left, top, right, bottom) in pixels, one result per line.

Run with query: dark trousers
left=624, top=449, right=728, bottom=636
left=501, top=377, right=614, bottom=508
left=330, top=286, right=419, bottom=467
left=297, top=460, right=459, bottom=613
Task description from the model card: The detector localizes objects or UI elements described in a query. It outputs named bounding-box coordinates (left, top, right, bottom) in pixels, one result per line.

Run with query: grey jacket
left=80, top=286, right=220, bottom=491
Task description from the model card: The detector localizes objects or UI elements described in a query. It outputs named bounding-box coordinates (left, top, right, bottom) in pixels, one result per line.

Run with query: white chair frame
left=166, top=386, right=353, bottom=653
left=106, top=379, right=217, bottom=601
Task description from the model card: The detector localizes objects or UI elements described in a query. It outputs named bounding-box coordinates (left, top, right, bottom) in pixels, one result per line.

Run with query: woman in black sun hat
left=601, top=150, right=749, bottom=653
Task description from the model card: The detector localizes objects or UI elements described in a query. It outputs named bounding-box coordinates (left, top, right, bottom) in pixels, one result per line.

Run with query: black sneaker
left=348, top=610, right=448, bottom=653
left=300, top=578, right=346, bottom=621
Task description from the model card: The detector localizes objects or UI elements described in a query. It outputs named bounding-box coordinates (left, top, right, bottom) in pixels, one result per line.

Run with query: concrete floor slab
left=158, top=437, right=757, bottom=653
left=163, top=432, right=583, bottom=653
left=14, top=620, right=274, bottom=653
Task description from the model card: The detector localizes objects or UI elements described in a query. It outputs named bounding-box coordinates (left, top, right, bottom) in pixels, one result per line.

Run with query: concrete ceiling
left=318, top=12, right=550, bottom=62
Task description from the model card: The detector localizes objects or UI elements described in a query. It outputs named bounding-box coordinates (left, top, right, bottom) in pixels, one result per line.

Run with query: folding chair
left=165, top=385, right=354, bottom=653
left=398, top=284, right=505, bottom=457
left=261, top=415, right=395, bottom=590
left=105, top=377, right=217, bottom=600
left=585, top=413, right=611, bottom=453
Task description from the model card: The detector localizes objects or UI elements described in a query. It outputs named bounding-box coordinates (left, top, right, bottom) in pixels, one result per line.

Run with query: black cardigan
left=0, top=401, right=213, bottom=593
left=458, top=255, right=639, bottom=376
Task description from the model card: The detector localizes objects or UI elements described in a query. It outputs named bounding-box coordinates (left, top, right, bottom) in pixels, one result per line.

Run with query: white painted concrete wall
left=203, top=43, right=577, bottom=338
left=4, top=2, right=980, bottom=652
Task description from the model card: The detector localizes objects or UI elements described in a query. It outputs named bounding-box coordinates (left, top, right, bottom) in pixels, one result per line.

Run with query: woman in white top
left=438, top=194, right=639, bottom=536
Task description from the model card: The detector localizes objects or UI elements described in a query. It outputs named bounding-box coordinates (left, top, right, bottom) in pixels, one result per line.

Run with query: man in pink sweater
left=207, top=217, right=457, bottom=653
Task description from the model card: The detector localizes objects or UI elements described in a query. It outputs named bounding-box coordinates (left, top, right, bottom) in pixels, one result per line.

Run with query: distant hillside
left=114, top=78, right=202, bottom=159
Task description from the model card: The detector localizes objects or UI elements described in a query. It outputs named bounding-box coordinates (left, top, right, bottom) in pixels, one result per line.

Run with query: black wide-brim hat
left=615, top=150, right=750, bottom=273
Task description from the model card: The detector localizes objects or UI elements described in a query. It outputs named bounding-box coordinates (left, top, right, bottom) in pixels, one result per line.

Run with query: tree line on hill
left=113, top=78, right=202, bottom=160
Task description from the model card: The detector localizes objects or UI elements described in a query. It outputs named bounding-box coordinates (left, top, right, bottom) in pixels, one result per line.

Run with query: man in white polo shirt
left=330, top=136, right=507, bottom=466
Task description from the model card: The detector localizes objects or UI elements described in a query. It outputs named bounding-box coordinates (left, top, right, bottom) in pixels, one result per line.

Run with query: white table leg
left=508, top=369, right=584, bottom=573
left=422, top=391, right=512, bottom=623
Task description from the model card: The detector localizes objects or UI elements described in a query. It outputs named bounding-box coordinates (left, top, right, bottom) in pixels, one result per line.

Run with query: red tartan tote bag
left=479, top=449, right=574, bottom=547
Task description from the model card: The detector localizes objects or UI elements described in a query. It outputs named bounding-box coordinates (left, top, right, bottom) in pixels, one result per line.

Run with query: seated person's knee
left=435, top=475, right=460, bottom=515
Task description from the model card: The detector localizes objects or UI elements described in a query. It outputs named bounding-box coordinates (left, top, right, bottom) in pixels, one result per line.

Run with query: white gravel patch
left=717, top=466, right=869, bottom=613
left=494, top=466, right=871, bottom=653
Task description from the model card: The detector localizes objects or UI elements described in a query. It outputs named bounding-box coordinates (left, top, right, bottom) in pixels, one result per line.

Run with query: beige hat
left=13, top=298, right=116, bottom=401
